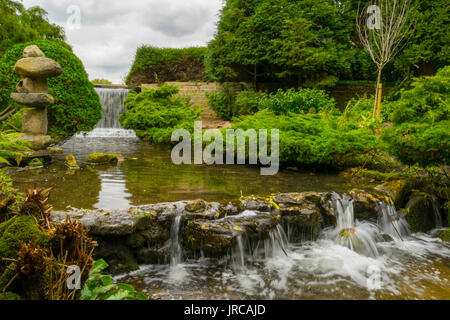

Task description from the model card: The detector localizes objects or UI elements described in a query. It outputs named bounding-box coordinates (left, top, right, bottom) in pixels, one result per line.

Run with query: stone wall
left=139, top=81, right=391, bottom=111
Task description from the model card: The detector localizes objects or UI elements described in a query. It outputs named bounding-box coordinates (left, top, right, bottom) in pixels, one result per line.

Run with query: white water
left=115, top=194, right=450, bottom=300
left=76, top=88, right=137, bottom=138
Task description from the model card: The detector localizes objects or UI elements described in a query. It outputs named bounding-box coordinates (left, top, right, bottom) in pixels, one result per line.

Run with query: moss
left=436, top=229, right=450, bottom=242
left=28, top=158, right=43, bottom=167
left=345, top=168, right=407, bottom=183
left=0, top=216, right=49, bottom=272
left=0, top=291, right=21, bottom=300
left=404, top=195, right=435, bottom=233
left=375, top=179, right=412, bottom=208
left=86, top=153, right=120, bottom=165
left=65, top=154, right=79, bottom=168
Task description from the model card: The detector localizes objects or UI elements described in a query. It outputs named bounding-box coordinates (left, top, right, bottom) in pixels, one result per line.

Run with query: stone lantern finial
left=10, top=45, right=62, bottom=150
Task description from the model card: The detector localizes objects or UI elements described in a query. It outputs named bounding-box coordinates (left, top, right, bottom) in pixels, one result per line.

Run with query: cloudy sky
left=22, top=0, right=224, bottom=84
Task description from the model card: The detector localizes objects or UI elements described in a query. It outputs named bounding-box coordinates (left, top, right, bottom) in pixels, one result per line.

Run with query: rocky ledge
left=50, top=187, right=446, bottom=274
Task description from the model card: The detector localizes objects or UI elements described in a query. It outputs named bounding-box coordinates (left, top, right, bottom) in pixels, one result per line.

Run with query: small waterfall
left=76, top=88, right=137, bottom=138
left=431, top=196, right=443, bottom=228
left=169, top=215, right=183, bottom=266
left=376, top=201, right=410, bottom=241
left=324, top=193, right=379, bottom=257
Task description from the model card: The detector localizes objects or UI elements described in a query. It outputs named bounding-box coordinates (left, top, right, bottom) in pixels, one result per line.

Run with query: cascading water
left=76, top=88, right=137, bottom=138
left=431, top=196, right=443, bottom=228
left=376, top=201, right=410, bottom=241
left=322, top=193, right=380, bottom=257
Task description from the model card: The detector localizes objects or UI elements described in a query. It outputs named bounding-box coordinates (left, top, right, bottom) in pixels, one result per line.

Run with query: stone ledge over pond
left=50, top=189, right=446, bottom=274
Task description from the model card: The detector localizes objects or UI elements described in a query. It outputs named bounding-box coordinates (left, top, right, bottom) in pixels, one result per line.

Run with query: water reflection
left=9, top=138, right=362, bottom=210
left=95, top=167, right=131, bottom=210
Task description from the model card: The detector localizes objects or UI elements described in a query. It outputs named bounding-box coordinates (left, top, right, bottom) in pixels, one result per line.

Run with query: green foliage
left=0, top=40, right=102, bottom=139
left=0, top=132, right=31, bottom=166
left=0, top=215, right=49, bottom=272
left=231, top=109, right=379, bottom=169
left=206, top=85, right=235, bottom=121
left=126, top=46, right=206, bottom=85
left=234, top=89, right=267, bottom=116
left=382, top=67, right=450, bottom=166
left=261, top=88, right=337, bottom=115
left=206, top=0, right=361, bottom=86
left=119, top=84, right=201, bottom=143
left=0, top=0, right=65, bottom=56
left=81, top=259, right=147, bottom=300
left=91, top=79, right=112, bottom=85
left=0, top=170, right=24, bottom=220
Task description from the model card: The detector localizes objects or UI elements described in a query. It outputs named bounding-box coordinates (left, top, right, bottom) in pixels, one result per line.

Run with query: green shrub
left=382, top=67, right=450, bottom=166
left=206, top=85, right=235, bottom=121
left=81, top=259, right=147, bottom=300
left=91, top=79, right=112, bottom=85
left=234, top=89, right=267, bottom=116
left=0, top=40, right=102, bottom=139
left=263, top=88, right=337, bottom=115
left=231, top=109, right=379, bottom=169
left=119, top=84, right=201, bottom=144
left=126, top=46, right=206, bottom=86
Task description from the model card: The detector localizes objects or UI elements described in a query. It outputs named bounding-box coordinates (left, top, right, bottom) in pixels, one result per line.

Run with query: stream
left=8, top=87, right=450, bottom=300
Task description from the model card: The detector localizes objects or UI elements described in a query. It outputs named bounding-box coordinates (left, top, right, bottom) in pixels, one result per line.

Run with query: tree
left=356, top=0, right=415, bottom=118
left=0, top=0, right=64, bottom=56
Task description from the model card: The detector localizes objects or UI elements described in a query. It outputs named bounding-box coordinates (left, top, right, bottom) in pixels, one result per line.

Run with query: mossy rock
left=28, top=158, right=43, bottom=167
left=404, top=195, right=435, bottom=233
left=65, top=154, right=79, bottom=168
left=436, top=229, right=450, bottom=242
left=375, top=179, right=412, bottom=208
left=86, top=153, right=120, bottom=165
left=0, top=215, right=49, bottom=272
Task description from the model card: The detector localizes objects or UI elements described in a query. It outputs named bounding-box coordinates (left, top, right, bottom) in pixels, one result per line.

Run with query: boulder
left=14, top=57, right=62, bottom=78
left=16, top=78, right=48, bottom=94
left=348, top=189, right=383, bottom=222
left=65, top=155, right=79, bottom=169
left=86, top=153, right=120, bottom=165
left=22, top=45, right=45, bottom=58
left=375, top=179, right=412, bottom=208
left=404, top=195, right=436, bottom=233
left=11, top=93, right=54, bottom=107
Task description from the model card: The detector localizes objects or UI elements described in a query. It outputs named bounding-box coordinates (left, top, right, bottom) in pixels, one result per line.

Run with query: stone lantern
left=10, top=45, right=62, bottom=150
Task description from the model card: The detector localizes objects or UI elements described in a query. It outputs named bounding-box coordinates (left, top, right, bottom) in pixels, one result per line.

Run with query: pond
left=9, top=136, right=356, bottom=211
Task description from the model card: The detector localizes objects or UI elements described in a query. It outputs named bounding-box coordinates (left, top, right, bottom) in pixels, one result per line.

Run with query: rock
left=14, top=134, right=52, bottom=151
left=92, top=237, right=138, bottom=274
left=22, top=45, right=45, bottom=58
left=21, top=108, right=48, bottom=135
left=14, top=57, right=62, bottom=78
left=11, top=93, right=54, bottom=107
left=240, top=196, right=274, bottom=211
left=86, top=153, right=120, bottom=165
left=65, top=155, right=79, bottom=169
left=136, top=246, right=168, bottom=264
left=375, top=180, right=412, bottom=208
left=404, top=195, right=436, bottom=233
left=28, top=158, right=43, bottom=168
left=348, top=189, right=384, bottom=222
left=279, top=202, right=323, bottom=242
left=16, top=78, right=48, bottom=94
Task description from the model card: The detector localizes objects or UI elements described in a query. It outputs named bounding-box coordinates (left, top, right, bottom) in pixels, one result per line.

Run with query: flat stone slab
left=11, top=93, right=54, bottom=107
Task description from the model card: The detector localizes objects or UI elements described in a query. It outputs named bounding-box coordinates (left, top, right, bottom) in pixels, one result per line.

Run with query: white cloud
left=22, top=0, right=223, bottom=83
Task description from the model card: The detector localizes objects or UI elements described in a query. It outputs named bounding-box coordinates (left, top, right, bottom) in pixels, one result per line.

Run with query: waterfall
left=323, top=193, right=380, bottom=257
left=76, top=88, right=137, bottom=138
left=431, top=196, right=443, bottom=228
left=170, top=215, right=183, bottom=266
left=376, top=201, right=411, bottom=241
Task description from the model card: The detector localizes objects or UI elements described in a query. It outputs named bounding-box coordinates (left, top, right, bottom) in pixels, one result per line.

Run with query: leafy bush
left=206, top=85, right=235, bottom=121
left=81, top=259, right=147, bottom=300
left=0, top=40, right=102, bottom=139
left=231, top=109, right=379, bottom=169
left=0, top=132, right=31, bottom=166
left=262, top=88, right=337, bottom=115
left=126, top=46, right=206, bottom=87
left=234, top=90, right=267, bottom=116
left=119, top=84, right=201, bottom=144
left=91, top=79, right=112, bottom=85
left=382, top=67, right=450, bottom=166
